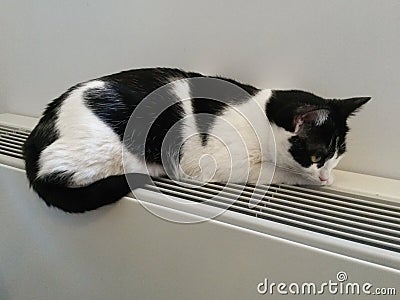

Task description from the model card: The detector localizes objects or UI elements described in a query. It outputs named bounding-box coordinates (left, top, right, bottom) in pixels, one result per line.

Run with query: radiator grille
left=1, top=124, right=400, bottom=253
left=149, top=178, right=400, bottom=252
left=0, top=124, right=30, bottom=159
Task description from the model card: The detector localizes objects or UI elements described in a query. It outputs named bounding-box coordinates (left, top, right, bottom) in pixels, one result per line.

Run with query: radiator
left=0, top=113, right=399, bottom=299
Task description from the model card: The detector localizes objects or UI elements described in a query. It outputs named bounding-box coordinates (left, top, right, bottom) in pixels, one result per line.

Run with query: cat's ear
left=294, top=109, right=330, bottom=133
left=336, top=97, right=371, bottom=118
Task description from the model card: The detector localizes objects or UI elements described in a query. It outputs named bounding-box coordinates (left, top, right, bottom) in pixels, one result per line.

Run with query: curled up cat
left=23, top=68, right=370, bottom=212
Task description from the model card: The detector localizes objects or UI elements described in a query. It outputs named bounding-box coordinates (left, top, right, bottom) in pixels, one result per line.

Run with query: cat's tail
left=30, top=173, right=152, bottom=213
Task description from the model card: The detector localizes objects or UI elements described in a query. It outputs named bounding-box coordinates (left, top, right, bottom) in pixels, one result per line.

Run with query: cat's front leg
left=271, top=168, right=326, bottom=186
left=272, top=168, right=309, bottom=185
left=247, top=162, right=330, bottom=186
left=246, top=162, right=275, bottom=186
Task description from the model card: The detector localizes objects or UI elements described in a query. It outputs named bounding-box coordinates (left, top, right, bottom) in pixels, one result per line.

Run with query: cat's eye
left=311, top=155, right=321, bottom=163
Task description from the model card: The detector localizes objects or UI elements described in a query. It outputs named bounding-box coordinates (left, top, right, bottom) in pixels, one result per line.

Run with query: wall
left=1, top=0, right=399, bottom=179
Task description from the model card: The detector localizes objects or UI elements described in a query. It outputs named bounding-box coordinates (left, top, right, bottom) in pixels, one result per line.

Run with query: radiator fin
left=0, top=125, right=30, bottom=159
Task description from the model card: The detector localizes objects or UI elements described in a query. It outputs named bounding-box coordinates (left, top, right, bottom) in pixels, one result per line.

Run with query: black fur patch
left=84, top=85, right=131, bottom=138
left=266, top=90, right=330, bottom=132
left=86, top=68, right=193, bottom=166
left=288, top=128, right=338, bottom=168
left=190, top=76, right=259, bottom=145
left=266, top=90, right=363, bottom=168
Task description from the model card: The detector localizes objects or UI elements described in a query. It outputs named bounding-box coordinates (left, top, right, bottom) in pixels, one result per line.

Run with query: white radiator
left=1, top=113, right=399, bottom=299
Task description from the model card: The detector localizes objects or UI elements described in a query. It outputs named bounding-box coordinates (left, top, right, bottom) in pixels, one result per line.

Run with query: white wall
left=1, top=0, right=399, bottom=179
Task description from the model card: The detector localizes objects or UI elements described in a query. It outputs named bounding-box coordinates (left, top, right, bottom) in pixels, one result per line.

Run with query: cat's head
left=266, top=90, right=370, bottom=185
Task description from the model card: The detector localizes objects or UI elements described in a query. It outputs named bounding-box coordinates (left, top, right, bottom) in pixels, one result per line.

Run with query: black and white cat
left=23, top=67, right=370, bottom=213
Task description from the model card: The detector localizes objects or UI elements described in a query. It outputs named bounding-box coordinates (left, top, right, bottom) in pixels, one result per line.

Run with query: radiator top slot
left=0, top=124, right=30, bottom=159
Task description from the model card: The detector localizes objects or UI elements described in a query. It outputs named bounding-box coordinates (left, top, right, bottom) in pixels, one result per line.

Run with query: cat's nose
left=319, top=169, right=330, bottom=182
left=319, top=175, right=329, bottom=182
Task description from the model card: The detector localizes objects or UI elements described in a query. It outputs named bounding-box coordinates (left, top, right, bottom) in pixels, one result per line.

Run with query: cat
left=23, top=67, right=370, bottom=213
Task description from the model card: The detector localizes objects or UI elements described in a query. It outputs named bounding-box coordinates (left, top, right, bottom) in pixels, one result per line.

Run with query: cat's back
left=23, top=67, right=262, bottom=186
left=24, top=68, right=199, bottom=185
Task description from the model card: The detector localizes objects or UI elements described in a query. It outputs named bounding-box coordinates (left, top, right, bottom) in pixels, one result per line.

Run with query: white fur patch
left=38, top=81, right=156, bottom=186
left=315, top=110, right=329, bottom=126
left=179, top=89, right=275, bottom=184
